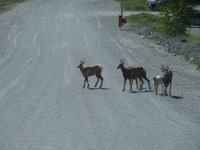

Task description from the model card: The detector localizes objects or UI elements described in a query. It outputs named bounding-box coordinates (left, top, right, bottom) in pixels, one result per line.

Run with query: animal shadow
left=170, top=95, right=184, bottom=99
left=88, top=87, right=111, bottom=91
left=129, top=89, right=153, bottom=93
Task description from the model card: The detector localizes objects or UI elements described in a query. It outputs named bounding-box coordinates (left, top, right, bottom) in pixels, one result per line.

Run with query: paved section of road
left=0, top=0, right=200, bottom=150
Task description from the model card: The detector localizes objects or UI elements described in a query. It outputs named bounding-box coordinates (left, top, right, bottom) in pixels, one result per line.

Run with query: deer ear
left=161, top=65, right=165, bottom=71
left=80, top=60, right=85, bottom=64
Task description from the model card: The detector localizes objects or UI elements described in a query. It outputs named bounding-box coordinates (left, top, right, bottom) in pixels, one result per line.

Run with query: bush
left=157, top=0, right=192, bottom=36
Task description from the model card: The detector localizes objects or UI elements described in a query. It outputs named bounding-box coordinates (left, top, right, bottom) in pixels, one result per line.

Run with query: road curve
left=0, top=0, right=200, bottom=150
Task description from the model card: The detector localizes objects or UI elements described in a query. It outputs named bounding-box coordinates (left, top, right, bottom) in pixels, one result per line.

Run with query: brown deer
left=117, top=59, right=151, bottom=92
left=78, top=61, right=103, bottom=88
left=118, top=8, right=127, bottom=27
left=161, top=65, right=173, bottom=96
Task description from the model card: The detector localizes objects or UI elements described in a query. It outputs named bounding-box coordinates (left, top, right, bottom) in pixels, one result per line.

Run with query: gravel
left=120, top=24, right=200, bottom=69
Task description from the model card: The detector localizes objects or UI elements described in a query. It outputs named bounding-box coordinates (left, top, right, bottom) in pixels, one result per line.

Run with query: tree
left=157, top=0, right=193, bottom=36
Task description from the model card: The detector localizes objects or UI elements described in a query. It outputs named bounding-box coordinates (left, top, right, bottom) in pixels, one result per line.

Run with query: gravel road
left=0, top=0, right=200, bottom=150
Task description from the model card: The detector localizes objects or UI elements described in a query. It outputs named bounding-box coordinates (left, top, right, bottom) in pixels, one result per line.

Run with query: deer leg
left=83, top=77, right=87, bottom=88
left=163, top=85, right=166, bottom=96
left=166, top=84, right=169, bottom=96
left=86, top=77, right=89, bottom=88
left=164, top=86, right=168, bottom=96
left=123, top=78, right=126, bottom=92
left=155, top=84, right=158, bottom=95
left=99, top=76, right=103, bottom=88
left=153, top=83, right=156, bottom=93
left=139, top=78, right=144, bottom=91
left=161, top=82, right=164, bottom=95
left=131, top=78, right=133, bottom=89
left=169, top=81, right=172, bottom=96
left=95, top=77, right=100, bottom=87
left=163, top=87, right=166, bottom=96
left=96, top=72, right=103, bottom=88
left=129, top=79, right=132, bottom=91
left=144, top=76, right=151, bottom=91
left=136, top=78, right=138, bottom=89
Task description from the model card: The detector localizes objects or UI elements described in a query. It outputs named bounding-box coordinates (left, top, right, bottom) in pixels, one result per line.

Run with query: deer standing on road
left=161, top=65, right=173, bottom=96
left=118, top=8, right=127, bottom=27
left=153, top=75, right=163, bottom=95
left=78, top=61, right=103, bottom=88
left=117, top=59, right=151, bottom=92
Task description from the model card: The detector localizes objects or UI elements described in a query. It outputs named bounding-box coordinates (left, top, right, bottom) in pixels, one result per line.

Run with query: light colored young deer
left=78, top=61, right=103, bottom=88
left=153, top=75, right=163, bottom=95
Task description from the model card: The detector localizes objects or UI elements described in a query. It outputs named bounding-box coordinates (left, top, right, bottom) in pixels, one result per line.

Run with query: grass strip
left=115, top=0, right=149, bottom=11
left=126, top=13, right=158, bottom=26
left=0, top=0, right=25, bottom=11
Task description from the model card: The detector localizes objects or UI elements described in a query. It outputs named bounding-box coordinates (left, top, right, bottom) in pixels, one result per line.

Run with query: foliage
left=157, top=0, right=193, bottom=36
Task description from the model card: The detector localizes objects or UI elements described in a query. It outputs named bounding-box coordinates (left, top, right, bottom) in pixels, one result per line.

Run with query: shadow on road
left=170, top=96, right=184, bottom=99
left=129, top=90, right=154, bottom=93
left=156, top=94, right=184, bottom=99
left=88, top=88, right=112, bottom=90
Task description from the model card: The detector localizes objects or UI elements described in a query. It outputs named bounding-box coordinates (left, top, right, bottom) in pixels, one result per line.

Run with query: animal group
left=78, top=60, right=173, bottom=96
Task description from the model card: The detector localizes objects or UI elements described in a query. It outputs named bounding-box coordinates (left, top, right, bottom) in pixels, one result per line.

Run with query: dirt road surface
left=0, top=0, right=200, bottom=150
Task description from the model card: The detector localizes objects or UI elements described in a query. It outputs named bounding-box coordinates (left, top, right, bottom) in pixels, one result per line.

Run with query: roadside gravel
left=121, top=24, right=200, bottom=69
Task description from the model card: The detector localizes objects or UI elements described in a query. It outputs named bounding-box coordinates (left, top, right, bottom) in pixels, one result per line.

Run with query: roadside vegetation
left=157, top=0, right=192, bottom=36
left=127, top=13, right=200, bottom=43
left=181, top=33, right=200, bottom=42
left=115, top=0, right=149, bottom=11
left=127, top=13, right=158, bottom=26
left=116, top=0, right=200, bottom=42
left=0, top=0, right=25, bottom=11
left=116, top=0, right=200, bottom=68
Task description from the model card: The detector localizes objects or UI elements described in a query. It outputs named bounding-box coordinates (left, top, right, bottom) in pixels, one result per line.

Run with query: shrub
left=157, top=0, right=192, bottom=36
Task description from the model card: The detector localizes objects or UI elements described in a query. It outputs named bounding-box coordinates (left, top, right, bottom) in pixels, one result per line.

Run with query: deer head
left=161, top=65, right=170, bottom=74
left=78, top=60, right=85, bottom=68
left=117, top=59, right=125, bottom=69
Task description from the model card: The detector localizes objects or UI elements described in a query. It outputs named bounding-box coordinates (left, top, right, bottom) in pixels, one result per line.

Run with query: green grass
left=181, top=34, right=200, bottom=42
left=115, top=0, right=150, bottom=11
left=127, top=14, right=200, bottom=43
left=126, top=13, right=158, bottom=26
left=0, top=0, right=25, bottom=10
